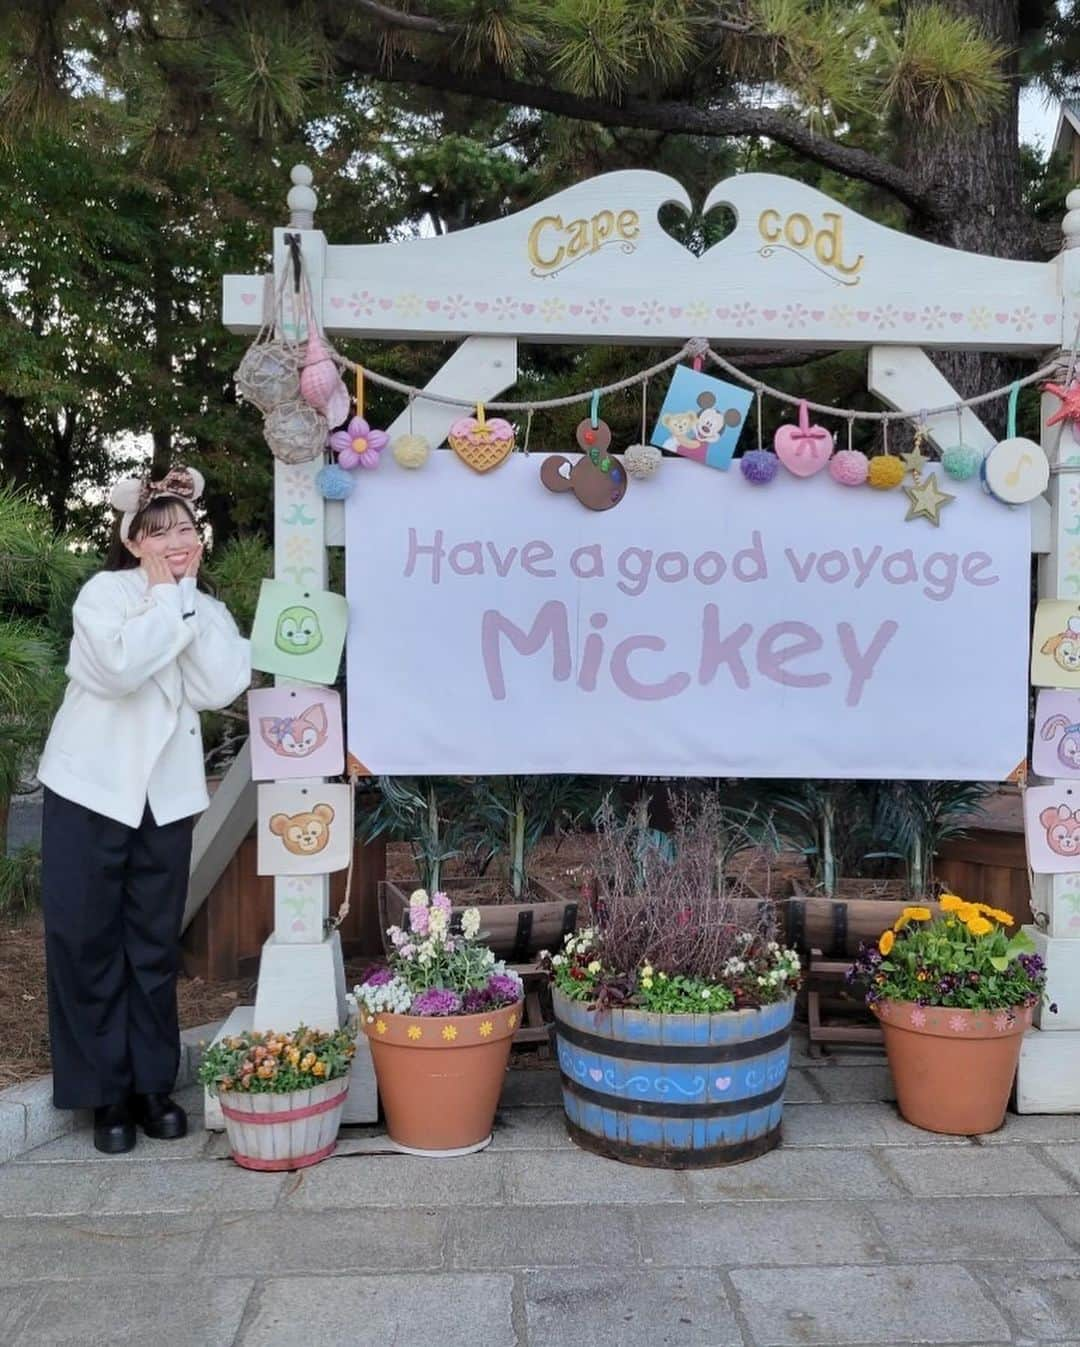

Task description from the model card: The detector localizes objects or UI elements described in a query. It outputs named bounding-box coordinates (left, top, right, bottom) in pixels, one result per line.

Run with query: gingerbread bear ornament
left=540, top=447, right=627, bottom=511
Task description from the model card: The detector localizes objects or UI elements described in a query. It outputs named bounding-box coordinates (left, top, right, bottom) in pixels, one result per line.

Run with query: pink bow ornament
left=329, top=416, right=389, bottom=470
left=774, top=400, right=834, bottom=477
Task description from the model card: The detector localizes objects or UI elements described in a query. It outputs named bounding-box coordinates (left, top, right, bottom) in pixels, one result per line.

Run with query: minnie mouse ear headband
left=109, top=466, right=205, bottom=541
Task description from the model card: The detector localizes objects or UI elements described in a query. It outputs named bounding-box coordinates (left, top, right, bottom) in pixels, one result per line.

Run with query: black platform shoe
left=93, top=1103, right=136, bottom=1154
left=132, top=1092, right=188, bottom=1140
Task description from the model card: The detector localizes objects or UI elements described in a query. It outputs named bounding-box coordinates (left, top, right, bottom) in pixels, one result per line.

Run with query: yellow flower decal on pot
left=375, top=1020, right=388, bottom=1035
left=878, top=930, right=895, bottom=956
left=441, top=1024, right=458, bottom=1041
left=407, top=1025, right=422, bottom=1041
left=507, top=1012, right=519, bottom=1030
left=479, top=1020, right=494, bottom=1038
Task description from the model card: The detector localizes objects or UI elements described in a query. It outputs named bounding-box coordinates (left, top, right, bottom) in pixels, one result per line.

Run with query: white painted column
left=1017, top=190, right=1080, bottom=1112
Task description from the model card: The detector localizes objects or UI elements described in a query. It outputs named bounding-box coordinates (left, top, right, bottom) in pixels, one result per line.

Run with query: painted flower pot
left=362, top=1002, right=523, bottom=1155
left=552, top=987, right=795, bottom=1168
left=873, top=1000, right=1034, bottom=1135
left=219, top=1077, right=350, bottom=1171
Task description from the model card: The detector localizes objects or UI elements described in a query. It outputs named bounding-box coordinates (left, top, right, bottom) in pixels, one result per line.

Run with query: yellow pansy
left=878, top=930, right=895, bottom=956
left=939, top=894, right=964, bottom=913
left=966, top=915, right=993, bottom=936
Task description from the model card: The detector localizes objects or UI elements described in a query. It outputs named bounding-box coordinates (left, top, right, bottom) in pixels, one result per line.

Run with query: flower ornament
left=329, top=416, right=390, bottom=470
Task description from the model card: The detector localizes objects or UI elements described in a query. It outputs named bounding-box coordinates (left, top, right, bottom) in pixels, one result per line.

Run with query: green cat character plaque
left=250, top=579, right=348, bottom=684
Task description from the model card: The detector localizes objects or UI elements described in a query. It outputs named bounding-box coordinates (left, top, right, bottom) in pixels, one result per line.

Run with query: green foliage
left=197, top=1025, right=357, bottom=1096
left=0, top=844, right=41, bottom=916
left=469, top=775, right=601, bottom=898
left=203, top=535, right=273, bottom=635
left=881, top=3, right=1009, bottom=125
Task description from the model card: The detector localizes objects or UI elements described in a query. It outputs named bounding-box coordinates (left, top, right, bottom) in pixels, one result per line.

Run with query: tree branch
left=333, top=41, right=946, bottom=219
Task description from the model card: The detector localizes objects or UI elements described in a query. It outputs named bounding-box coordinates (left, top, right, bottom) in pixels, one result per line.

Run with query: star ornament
left=900, top=444, right=929, bottom=475
left=904, top=471, right=955, bottom=526
left=1044, top=381, right=1080, bottom=428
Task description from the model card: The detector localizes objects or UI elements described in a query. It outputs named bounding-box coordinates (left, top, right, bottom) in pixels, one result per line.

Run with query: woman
left=37, top=467, right=251, bottom=1152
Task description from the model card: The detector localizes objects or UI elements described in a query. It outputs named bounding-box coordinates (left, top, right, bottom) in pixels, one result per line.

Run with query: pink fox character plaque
left=247, top=686, right=344, bottom=782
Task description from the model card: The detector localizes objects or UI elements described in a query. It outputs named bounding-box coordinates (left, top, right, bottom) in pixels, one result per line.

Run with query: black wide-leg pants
left=40, top=788, right=194, bottom=1109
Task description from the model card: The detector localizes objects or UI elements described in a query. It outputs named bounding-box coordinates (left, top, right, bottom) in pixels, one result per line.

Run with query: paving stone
left=0, top=1285, right=40, bottom=1343
left=781, top=1102, right=970, bottom=1147
left=283, top=1152, right=506, bottom=1208
left=489, top=1105, right=575, bottom=1151
left=1034, top=1195, right=1080, bottom=1245
left=0, top=1214, right=212, bottom=1281
left=782, top=1069, right=826, bottom=1104
left=201, top=1208, right=447, bottom=1275
left=0, top=1161, right=110, bottom=1216
left=683, top=1147, right=898, bottom=1202
left=499, top=1068, right=563, bottom=1108
left=729, top=1263, right=1011, bottom=1345
left=879, top=1145, right=1074, bottom=1197
left=12, top=1277, right=254, bottom=1347
left=979, top=1114, right=1080, bottom=1145
left=238, top=1273, right=514, bottom=1347
left=811, top=1065, right=896, bottom=1104
left=646, top=1200, right=888, bottom=1268
left=0, top=1102, right=26, bottom=1163
left=171, top=1084, right=206, bottom=1118
left=1032, top=1143, right=1080, bottom=1186
left=976, top=1262, right=1080, bottom=1341
left=502, top=1148, right=686, bottom=1205
left=450, top=1204, right=641, bottom=1269
left=869, top=1197, right=1077, bottom=1261
left=523, top=1267, right=743, bottom=1346
left=15, top=1124, right=210, bottom=1163
left=0, top=1080, right=75, bottom=1150
left=94, top=1159, right=286, bottom=1214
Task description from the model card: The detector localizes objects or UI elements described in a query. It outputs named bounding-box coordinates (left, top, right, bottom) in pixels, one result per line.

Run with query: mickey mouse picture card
left=649, top=365, right=753, bottom=470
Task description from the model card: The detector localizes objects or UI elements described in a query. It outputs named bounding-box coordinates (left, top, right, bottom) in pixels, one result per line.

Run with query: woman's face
left=126, top=506, right=200, bottom=579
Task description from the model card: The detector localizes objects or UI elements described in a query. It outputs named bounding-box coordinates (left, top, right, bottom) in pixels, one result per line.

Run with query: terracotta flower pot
left=873, top=1000, right=1034, bottom=1136
left=362, top=1001, right=522, bottom=1155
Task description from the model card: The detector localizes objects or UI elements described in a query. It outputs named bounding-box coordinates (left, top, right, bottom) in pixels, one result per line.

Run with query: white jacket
left=38, top=568, right=251, bottom=828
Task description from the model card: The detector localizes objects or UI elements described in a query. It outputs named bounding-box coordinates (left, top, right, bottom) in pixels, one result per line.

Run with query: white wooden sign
left=344, top=453, right=1030, bottom=780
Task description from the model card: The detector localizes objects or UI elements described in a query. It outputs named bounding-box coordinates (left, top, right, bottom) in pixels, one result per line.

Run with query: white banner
left=345, top=454, right=1030, bottom=779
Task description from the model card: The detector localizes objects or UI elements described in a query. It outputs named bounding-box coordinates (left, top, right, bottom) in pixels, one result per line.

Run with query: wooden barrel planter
left=551, top=987, right=795, bottom=1168
left=218, top=1078, right=350, bottom=1171
left=379, top=877, right=578, bottom=963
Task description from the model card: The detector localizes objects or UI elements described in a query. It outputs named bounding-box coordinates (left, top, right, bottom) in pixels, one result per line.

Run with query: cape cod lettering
left=757, top=208, right=864, bottom=285
left=528, top=209, right=640, bottom=277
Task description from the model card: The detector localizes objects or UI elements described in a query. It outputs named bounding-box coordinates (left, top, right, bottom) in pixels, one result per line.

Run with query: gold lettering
left=758, top=208, right=782, bottom=243
left=815, top=212, right=863, bottom=276
left=566, top=217, right=591, bottom=259
left=784, top=213, right=812, bottom=249
left=591, top=210, right=615, bottom=248
left=616, top=208, right=640, bottom=241
left=528, top=215, right=565, bottom=271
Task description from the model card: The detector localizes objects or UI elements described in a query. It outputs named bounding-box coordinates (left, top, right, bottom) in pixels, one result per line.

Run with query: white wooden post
left=1016, top=190, right=1080, bottom=1112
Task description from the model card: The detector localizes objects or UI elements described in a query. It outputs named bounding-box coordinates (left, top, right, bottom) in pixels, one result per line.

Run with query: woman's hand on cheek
left=143, top=553, right=176, bottom=586
left=183, top=543, right=204, bottom=580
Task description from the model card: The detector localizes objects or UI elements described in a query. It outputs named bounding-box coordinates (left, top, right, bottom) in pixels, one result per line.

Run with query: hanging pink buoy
left=300, top=329, right=350, bottom=428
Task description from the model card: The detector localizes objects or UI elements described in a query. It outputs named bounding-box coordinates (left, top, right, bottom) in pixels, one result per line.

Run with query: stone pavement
left=2, top=1031, right=1080, bottom=1347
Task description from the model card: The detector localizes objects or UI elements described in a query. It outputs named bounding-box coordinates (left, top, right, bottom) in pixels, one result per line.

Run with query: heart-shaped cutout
left=426, top=299, right=441, bottom=312
left=715, top=1075, right=731, bottom=1091
left=588, top=1068, right=604, bottom=1082
left=241, top=292, right=256, bottom=305
left=774, top=400, right=834, bottom=477
left=379, top=297, right=393, bottom=310
left=448, top=416, right=515, bottom=473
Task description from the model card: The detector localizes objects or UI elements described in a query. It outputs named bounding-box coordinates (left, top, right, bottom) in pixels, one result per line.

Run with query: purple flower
left=363, top=967, right=393, bottom=987
left=462, top=988, right=494, bottom=1013
left=411, top=987, right=462, bottom=1016
left=1049, top=1002, right=1060, bottom=1014
left=432, top=891, right=452, bottom=913
left=486, top=973, right=521, bottom=1007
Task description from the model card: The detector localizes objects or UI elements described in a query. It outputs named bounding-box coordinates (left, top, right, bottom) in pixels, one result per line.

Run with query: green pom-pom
left=942, top=444, right=981, bottom=481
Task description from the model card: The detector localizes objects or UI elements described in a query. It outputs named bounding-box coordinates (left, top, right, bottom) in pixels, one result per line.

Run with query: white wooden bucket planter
left=219, top=1077, right=349, bottom=1170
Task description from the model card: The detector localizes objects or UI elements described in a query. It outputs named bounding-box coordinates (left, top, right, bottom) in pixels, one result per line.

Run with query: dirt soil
left=1, top=833, right=808, bottom=1089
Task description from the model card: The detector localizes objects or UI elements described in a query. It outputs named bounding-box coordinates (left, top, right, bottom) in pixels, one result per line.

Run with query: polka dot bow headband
left=109, top=466, right=205, bottom=540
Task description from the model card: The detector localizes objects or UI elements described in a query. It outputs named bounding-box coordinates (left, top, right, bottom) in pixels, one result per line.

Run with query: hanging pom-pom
left=316, top=464, right=356, bottom=500
left=740, top=450, right=779, bottom=485
left=867, top=454, right=906, bottom=490
left=623, top=443, right=662, bottom=479
left=941, top=443, right=981, bottom=480
left=828, top=449, right=869, bottom=486
left=392, top=434, right=431, bottom=469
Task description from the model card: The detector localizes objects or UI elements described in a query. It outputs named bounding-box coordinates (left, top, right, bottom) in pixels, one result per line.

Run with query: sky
left=1021, top=88, right=1064, bottom=160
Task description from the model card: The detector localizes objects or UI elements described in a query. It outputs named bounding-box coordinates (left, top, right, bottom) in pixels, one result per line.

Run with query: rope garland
left=328, top=335, right=1072, bottom=428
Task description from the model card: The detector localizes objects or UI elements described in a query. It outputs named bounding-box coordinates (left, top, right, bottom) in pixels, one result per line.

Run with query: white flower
left=551, top=954, right=566, bottom=967
left=587, top=960, right=601, bottom=974
left=409, top=889, right=429, bottom=907
left=428, top=907, right=448, bottom=938
left=701, top=989, right=711, bottom=999
left=462, top=908, right=481, bottom=939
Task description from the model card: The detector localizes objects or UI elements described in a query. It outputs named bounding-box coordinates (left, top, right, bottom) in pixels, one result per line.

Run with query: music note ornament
left=984, top=436, right=1049, bottom=504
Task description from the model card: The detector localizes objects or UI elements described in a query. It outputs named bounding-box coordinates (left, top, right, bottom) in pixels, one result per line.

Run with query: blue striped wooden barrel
left=552, top=988, right=794, bottom=1167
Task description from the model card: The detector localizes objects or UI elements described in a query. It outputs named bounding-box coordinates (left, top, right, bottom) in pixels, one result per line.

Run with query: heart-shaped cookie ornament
left=774, top=400, right=834, bottom=477
left=448, top=413, right=516, bottom=473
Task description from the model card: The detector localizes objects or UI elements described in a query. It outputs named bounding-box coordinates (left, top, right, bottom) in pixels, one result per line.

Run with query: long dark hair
left=103, top=496, right=213, bottom=590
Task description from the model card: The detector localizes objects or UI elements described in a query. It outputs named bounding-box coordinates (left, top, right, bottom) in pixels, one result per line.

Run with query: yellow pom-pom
left=392, top=434, right=431, bottom=469
left=868, top=455, right=905, bottom=490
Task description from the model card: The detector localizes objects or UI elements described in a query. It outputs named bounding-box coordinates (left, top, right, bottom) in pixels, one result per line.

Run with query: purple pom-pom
left=829, top=449, right=869, bottom=486
left=316, top=464, right=355, bottom=500
left=740, top=450, right=779, bottom=484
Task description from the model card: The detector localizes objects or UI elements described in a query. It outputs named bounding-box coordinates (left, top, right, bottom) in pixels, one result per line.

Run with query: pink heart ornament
left=811, top=309, right=825, bottom=321
left=715, top=1075, right=731, bottom=1091
left=716, top=307, right=730, bottom=319
left=621, top=305, right=637, bottom=317
left=520, top=303, right=535, bottom=315
left=588, top=1068, right=604, bottom=1082
left=426, top=299, right=441, bottom=312
left=241, top=292, right=256, bottom=306
left=378, top=297, right=393, bottom=310
left=995, top=312, right=1008, bottom=324
left=569, top=304, right=583, bottom=316
left=774, top=400, right=834, bottom=477
left=762, top=308, right=778, bottom=321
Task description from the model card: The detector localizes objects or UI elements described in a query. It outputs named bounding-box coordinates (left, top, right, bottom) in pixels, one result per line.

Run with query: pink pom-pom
left=828, top=449, right=869, bottom=486
left=740, top=450, right=779, bottom=485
